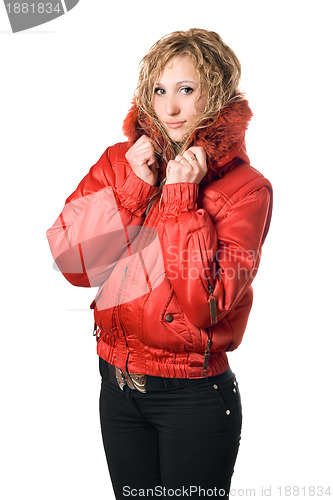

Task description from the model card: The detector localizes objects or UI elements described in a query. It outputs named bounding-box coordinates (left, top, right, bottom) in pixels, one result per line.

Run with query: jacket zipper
left=208, top=283, right=217, bottom=325
left=196, top=234, right=218, bottom=375
left=92, top=193, right=161, bottom=367
left=111, top=195, right=161, bottom=373
left=201, top=285, right=217, bottom=376
left=122, top=266, right=128, bottom=285
left=202, top=333, right=211, bottom=376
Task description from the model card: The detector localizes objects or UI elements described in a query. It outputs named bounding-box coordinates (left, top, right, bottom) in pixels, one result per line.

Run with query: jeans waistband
left=103, top=359, right=235, bottom=393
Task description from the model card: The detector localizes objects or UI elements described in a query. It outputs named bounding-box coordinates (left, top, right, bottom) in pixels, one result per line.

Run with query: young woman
left=47, top=28, right=273, bottom=499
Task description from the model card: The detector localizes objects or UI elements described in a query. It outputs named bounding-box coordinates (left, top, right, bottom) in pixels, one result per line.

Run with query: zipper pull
left=202, top=339, right=211, bottom=376
left=208, top=284, right=217, bottom=325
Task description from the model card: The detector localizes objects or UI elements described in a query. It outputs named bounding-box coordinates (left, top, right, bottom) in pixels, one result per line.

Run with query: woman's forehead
left=157, top=55, right=200, bottom=83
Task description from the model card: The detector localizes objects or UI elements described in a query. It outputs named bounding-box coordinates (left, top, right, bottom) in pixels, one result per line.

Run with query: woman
left=47, top=28, right=272, bottom=499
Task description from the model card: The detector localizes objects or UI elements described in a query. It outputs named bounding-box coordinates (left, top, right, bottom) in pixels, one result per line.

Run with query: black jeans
left=99, top=358, right=242, bottom=499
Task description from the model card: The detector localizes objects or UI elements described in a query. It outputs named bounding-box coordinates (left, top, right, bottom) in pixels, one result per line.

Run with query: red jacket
left=47, top=100, right=273, bottom=378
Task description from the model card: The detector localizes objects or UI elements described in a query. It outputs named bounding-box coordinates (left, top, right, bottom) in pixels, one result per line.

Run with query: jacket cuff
left=116, top=169, right=159, bottom=215
left=161, top=183, right=199, bottom=217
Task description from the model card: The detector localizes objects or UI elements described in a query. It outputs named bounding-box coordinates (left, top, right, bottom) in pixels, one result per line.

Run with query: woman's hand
left=125, top=135, right=162, bottom=186
left=165, top=147, right=207, bottom=185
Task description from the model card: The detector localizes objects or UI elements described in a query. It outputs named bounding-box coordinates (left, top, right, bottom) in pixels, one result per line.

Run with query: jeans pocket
left=212, top=377, right=243, bottom=436
left=213, top=383, right=229, bottom=410
left=231, top=378, right=243, bottom=434
left=212, top=381, right=233, bottom=434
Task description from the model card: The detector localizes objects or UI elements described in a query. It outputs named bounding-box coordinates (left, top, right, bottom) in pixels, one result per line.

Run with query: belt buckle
left=129, top=372, right=147, bottom=393
left=115, top=367, right=127, bottom=390
left=115, top=367, right=147, bottom=393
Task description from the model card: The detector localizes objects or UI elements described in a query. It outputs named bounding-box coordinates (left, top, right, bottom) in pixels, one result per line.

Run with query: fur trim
left=122, top=100, right=141, bottom=144
left=122, top=99, right=253, bottom=181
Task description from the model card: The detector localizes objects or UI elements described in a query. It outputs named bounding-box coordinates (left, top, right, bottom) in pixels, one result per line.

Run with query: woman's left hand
left=165, top=147, right=207, bottom=185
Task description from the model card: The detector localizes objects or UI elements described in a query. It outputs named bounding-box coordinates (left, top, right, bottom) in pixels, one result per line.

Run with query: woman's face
left=152, top=55, right=207, bottom=142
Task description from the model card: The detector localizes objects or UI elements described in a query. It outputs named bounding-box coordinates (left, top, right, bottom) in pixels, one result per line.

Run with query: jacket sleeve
left=46, top=144, right=158, bottom=287
left=159, top=181, right=272, bottom=328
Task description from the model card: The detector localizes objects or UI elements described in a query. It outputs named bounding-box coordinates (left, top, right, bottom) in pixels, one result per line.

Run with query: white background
left=1, top=0, right=332, bottom=498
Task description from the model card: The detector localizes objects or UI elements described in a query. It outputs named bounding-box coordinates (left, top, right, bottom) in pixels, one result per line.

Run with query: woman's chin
left=167, top=130, right=186, bottom=142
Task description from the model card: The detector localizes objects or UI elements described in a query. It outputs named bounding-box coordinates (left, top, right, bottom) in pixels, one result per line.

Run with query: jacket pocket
left=139, top=284, right=195, bottom=352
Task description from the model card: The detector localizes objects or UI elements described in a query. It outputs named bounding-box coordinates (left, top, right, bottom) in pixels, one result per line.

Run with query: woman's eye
left=154, top=87, right=166, bottom=95
left=180, top=87, right=193, bottom=95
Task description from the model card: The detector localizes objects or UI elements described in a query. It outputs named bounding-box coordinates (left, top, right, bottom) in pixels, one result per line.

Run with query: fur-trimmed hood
left=123, top=99, right=253, bottom=183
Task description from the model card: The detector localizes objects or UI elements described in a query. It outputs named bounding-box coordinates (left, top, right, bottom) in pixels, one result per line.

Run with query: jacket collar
left=122, top=99, right=253, bottom=182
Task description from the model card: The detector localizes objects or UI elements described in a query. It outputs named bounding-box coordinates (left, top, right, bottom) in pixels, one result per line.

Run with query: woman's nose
left=165, top=96, right=180, bottom=116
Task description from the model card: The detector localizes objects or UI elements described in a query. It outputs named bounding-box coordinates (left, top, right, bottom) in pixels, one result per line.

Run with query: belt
left=104, top=361, right=234, bottom=394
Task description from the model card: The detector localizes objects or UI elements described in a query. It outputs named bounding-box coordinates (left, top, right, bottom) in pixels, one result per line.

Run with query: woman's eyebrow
left=176, top=80, right=197, bottom=85
left=155, top=80, right=197, bottom=86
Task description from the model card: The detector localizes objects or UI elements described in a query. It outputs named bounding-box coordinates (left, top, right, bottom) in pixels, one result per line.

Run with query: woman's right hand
left=125, top=135, right=162, bottom=186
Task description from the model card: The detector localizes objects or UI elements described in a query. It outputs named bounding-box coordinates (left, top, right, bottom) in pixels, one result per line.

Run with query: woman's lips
left=165, top=121, right=185, bottom=129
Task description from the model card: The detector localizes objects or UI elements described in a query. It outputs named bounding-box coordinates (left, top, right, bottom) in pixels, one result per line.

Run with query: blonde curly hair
left=135, top=28, right=243, bottom=159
